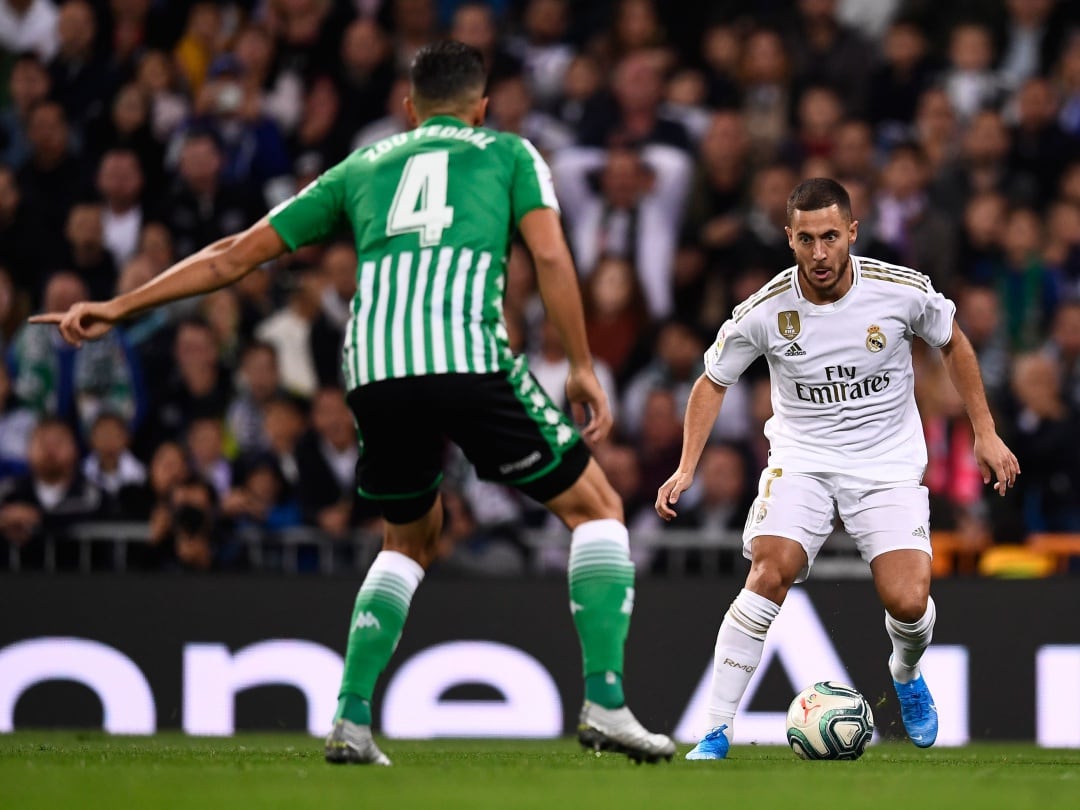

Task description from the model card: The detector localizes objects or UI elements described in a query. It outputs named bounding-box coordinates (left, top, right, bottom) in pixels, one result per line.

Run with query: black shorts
left=345, top=364, right=591, bottom=524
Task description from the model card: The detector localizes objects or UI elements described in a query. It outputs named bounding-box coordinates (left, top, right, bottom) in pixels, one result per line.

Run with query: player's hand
left=974, top=432, right=1020, bottom=497
left=565, top=364, right=612, bottom=444
left=656, top=469, right=694, bottom=521
left=28, top=300, right=118, bottom=347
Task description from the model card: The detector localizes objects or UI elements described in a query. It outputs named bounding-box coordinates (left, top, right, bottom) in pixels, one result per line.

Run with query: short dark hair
left=786, top=177, right=852, bottom=222
left=410, top=40, right=487, bottom=106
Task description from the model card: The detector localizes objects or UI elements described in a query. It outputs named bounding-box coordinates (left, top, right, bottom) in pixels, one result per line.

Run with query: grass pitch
left=2, top=733, right=1079, bottom=810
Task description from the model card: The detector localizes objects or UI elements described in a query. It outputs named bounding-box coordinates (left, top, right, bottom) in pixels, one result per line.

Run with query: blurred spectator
left=592, top=440, right=651, bottom=533
left=487, top=72, right=573, bottom=154
left=872, top=141, right=957, bottom=293
left=957, top=190, right=1007, bottom=280
left=553, top=52, right=602, bottom=132
left=290, top=76, right=351, bottom=168
left=172, top=2, right=223, bottom=96
left=389, top=0, right=439, bottom=73
left=956, top=284, right=1012, bottom=409
left=179, top=53, right=291, bottom=190
left=552, top=142, right=692, bottom=318
left=352, top=74, right=410, bottom=149
left=582, top=254, right=651, bottom=383
left=63, top=203, right=118, bottom=300
left=0, top=265, right=28, bottom=355
left=621, top=319, right=703, bottom=439
left=676, top=442, right=755, bottom=535
left=334, top=19, right=394, bottom=139
left=579, top=49, right=692, bottom=151
left=9, top=272, right=141, bottom=438
left=868, top=18, right=937, bottom=138
left=257, top=393, right=306, bottom=493
left=1044, top=299, right=1080, bottom=410
left=529, top=317, right=618, bottom=423
left=699, top=23, right=742, bottom=110
left=96, top=149, right=146, bottom=269
left=434, top=487, right=525, bottom=577
left=162, top=130, right=262, bottom=260
left=782, top=84, right=844, bottom=168
left=295, top=387, right=368, bottom=538
left=998, top=0, right=1061, bottom=92
left=785, top=0, right=874, bottom=118
left=450, top=1, right=521, bottom=82
left=0, top=417, right=102, bottom=566
left=915, top=347, right=985, bottom=532
left=736, top=161, right=799, bottom=272
left=976, top=206, right=1060, bottom=350
left=662, top=67, right=712, bottom=147
left=1007, top=351, right=1080, bottom=532
left=267, top=0, right=347, bottom=82
left=134, top=50, right=191, bottom=143
left=831, top=119, right=877, bottom=183
left=913, top=86, right=961, bottom=175
left=319, top=243, right=357, bottom=333
left=0, top=360, right=36, bottom=478
left=222, top=453, right=303, bottom=534
left=227, top=341, right=283, bottom=454
left=199, top=287, right=243, bottom=368
left=255, top=267, right=340, bottom=396
left=636, top=387, right=684, bottom=501
left=1009, top=76, right=1079, bottom=205
left=83, top=82, right=166, bottom=199
left=234, top=22, right=304, bottom=137
left=942, top=21, right=1004, bottom=123
left=0, top=164, right=54, bottom=302
left=82, top=411, right=146, bottom=505
left=167, top=475, right=245, bottom=571
left=184, top=416, right=232, bottom=500
left=1044, top=199, right=1080, bottom=275
left=146, top=318, right=232, bottom=442
left=16, top=100, right=82, bottom=240
left=0, top=0, right=60, bottom=62
left=507, top=0, right=575, bottom=111
left=738, top=27, right=792, bottom=163
left=48, top=0, right=114, bottom=132
left=0, top=51, right=52, bottom=169
left=589, top=0, right=666, bottom=69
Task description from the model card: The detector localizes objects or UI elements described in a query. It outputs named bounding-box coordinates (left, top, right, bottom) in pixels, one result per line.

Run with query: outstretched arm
left=518, top=206, right=611, bottom=444
left=939, top=321, right=1020, bottom=496
left=655, top=374, right=728, bottom=520
left=31, top=218, right=287, bottom=346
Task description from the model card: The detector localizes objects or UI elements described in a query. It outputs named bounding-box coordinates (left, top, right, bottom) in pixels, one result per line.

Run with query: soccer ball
left=786, top=681, right=874, bottom=760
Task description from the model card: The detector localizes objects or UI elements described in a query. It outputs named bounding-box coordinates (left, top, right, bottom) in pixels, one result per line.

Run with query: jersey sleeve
left=703, top=317, right=762, bottom=386
left=268, top=159, right=349, bottom=251
left=509, top=136, right=560, bottom=225
left=910, top=281, right=957, bottom=348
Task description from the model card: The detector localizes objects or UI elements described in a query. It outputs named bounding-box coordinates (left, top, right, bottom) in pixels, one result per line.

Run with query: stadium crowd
left=1, top=0, right=1080, bottom=573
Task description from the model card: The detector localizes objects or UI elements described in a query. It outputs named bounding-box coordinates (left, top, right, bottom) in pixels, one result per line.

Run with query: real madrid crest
left=778, top=310, right=801, bottom=340
left=754, top=503, right=768, bottom=524
left=866, top=325, right=886, bottom=352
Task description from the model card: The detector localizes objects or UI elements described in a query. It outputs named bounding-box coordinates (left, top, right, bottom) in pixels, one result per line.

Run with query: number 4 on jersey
left=386, top=150, right=455, bottom=247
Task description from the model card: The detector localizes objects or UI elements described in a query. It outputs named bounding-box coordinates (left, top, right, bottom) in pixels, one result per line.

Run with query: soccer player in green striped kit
left=32, top=41, right=676, bottom=766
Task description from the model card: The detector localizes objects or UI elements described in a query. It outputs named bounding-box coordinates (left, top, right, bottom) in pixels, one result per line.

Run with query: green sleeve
left=509, top=136, right=560, bottom=226
left=268, top=159, right=350, bottom=250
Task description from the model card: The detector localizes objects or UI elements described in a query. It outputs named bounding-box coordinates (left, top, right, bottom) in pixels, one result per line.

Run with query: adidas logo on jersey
left=784, top=342, right=806, bottom=357
left=911, top=526, right=929, bottom=539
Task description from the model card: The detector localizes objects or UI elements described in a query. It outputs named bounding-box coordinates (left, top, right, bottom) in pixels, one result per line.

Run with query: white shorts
left=742, top=468, right=932, bottom=582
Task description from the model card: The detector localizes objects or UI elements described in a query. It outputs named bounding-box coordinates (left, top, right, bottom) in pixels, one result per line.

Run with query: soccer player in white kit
left=655, top=178, right=1019, bottom=759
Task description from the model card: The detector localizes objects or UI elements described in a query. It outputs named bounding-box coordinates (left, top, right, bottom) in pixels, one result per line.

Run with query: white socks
left=885, top=596, right=936, bottom=683
left=706, top=588, right=781, bottom=739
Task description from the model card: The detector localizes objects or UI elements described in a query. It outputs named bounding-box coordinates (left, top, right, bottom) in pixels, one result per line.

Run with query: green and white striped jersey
left=268, top=115, right=559, bottom=389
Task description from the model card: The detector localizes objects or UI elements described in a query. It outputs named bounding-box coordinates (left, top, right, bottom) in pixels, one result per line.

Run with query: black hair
left=786, top=177, right=852, bottom=223
left=409, top=40, right=487, bottom=106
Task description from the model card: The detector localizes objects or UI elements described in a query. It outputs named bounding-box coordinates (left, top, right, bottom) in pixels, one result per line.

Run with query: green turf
left=2, top=733, right=1079, bottom=810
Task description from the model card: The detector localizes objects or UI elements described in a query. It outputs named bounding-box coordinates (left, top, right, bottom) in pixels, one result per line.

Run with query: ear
left=785, top=225, right=795, bottom=251
left=849, top=219, right=859, bottom=245
left=404, top=96, right=420, bottom=129
left=473, top=96, right=489, bottom=127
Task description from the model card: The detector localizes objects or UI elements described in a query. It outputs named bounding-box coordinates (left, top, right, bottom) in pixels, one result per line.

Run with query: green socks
left=335, top=550, right=425, bottom=725
left=568, top=519, right=636, bottom=709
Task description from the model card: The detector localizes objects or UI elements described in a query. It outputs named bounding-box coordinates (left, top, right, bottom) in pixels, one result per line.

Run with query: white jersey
left=704, top=256, right=956, bottom=481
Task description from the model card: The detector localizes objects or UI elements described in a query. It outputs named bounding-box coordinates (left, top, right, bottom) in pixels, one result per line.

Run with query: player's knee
left=745, top=561, right=795, bottom=604
left=886, top=592, right=929, bottom=624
